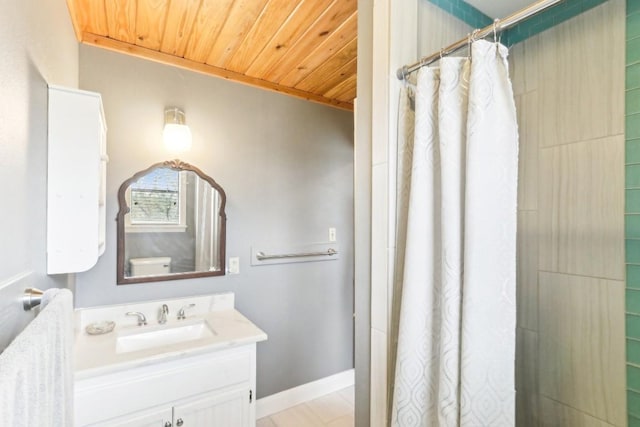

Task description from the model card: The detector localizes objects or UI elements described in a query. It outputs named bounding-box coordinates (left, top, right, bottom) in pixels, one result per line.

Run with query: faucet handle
left=126, top=311, right=147, bottom=326
left=177, top=304, right=195, bottom=320
left=158, top=304, right=169, bottom=324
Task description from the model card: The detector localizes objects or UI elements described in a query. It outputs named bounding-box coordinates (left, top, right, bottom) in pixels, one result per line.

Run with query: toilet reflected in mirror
left=116, top=159, right=226, bottom=284
left=129, top=257, right=171, bottom=276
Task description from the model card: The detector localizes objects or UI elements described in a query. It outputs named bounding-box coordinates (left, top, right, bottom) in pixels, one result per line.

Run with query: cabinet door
left=173, top=388, right=250, bottom=427
left=93, top=407, right=172, bottom=427
left=47, top=86, right=106, bottom=274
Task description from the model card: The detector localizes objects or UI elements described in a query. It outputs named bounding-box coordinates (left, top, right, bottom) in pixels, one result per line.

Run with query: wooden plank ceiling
left=65, top=0, right=357, bottom=111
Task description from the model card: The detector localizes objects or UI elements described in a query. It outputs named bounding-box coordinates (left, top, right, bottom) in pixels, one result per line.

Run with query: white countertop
left=74, top=293, right=267, bottom=380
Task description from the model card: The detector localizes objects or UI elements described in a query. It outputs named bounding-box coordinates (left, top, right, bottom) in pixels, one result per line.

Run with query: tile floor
left=257, top=386, right=354, bottom=427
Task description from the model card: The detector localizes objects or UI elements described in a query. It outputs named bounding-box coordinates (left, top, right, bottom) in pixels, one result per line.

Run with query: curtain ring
left=493, top=18, right=502, bottom=44
left=439, top=48, right=444, bottom=60
left=468, top=29, right=480, bottom=60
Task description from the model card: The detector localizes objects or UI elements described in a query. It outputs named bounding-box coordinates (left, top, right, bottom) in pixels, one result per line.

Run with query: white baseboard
left=256, top=368, right=354, bottom=419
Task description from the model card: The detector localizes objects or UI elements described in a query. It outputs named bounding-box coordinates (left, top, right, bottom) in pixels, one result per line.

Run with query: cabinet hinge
left=249, top=389, right=253, bottom=403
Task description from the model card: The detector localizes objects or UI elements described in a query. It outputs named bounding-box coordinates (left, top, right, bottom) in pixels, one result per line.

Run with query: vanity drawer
left=75, top=344, right=255, bottom=426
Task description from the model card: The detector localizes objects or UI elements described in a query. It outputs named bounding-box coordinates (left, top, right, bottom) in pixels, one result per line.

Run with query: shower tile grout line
left=537, top=269, right=624, bottom=282
left=537, top=134, right=625, bottom=150
left=537, top=392, right=618, bottom=424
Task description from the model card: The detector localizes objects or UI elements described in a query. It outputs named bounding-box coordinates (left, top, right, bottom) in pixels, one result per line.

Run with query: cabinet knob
left=164, top=422, right=172, bottom=427
left=176, top=419, right=184, bottom=426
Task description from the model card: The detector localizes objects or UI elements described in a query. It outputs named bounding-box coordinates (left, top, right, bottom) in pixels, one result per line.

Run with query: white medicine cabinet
left=47, top=85, right=107, bottom=274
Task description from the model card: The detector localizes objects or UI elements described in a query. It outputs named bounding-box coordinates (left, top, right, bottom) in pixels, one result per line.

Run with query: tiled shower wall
left=510, top=0, right=626, bottom=425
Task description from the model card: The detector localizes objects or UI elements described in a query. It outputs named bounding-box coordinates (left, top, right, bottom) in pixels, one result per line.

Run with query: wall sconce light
left=163, top=107, right=192, bottom=152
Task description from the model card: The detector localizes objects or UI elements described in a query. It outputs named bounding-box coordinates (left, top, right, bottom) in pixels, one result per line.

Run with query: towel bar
left=255, top=248, right=338, bottom=261
left=23, top=287, right=44, bottom=311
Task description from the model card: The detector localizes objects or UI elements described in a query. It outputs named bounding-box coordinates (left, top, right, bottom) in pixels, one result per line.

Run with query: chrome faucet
left=126, top=311, right=147, bottom=326
left=177, top=304, right=195, bottom=320
left=158, top=304, right=169, bottom=324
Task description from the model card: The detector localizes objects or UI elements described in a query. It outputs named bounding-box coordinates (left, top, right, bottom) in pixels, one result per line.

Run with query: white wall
left=0, top=0, right=78, bottom=348
left=355, top=1, right=373, bottom=425
left=75, top=45, right=355, bottom=398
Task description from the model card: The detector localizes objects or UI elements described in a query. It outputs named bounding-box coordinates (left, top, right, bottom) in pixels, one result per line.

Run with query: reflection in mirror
left=116, top=159, right=226, bottom=284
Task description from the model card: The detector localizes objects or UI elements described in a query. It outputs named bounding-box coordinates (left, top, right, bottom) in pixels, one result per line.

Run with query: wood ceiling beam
left=82, top=33, right=354, bottom=112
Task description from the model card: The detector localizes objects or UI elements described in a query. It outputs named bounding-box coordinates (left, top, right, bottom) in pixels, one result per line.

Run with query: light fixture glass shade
left=163, top=108, right=192, bottom=152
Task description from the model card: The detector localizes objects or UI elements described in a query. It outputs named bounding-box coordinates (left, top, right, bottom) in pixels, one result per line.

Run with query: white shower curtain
left=392, top=40, right=519, bottom=427
left=194, top=178, right=220, bottom=272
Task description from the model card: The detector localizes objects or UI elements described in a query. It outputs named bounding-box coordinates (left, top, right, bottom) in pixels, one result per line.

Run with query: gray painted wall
left=0, top=0, right=78, bottom=284
left=75, top=45, right=354, bottom=398
left=0, top=0, right=78, bottom=347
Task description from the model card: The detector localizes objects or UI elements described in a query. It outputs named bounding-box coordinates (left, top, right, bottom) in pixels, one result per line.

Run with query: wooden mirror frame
left=116, top=159, right=227, bottom=285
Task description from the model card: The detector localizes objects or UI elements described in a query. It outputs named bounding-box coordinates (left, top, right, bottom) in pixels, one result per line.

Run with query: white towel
left=0, top=288, right=74, bottom=426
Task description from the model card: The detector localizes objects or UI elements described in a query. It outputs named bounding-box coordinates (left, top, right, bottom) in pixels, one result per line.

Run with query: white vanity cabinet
left=104, top=408, right=172, bottom=427
left=101, top=387, right=249, bottom=427
left=75, top=344, right=257, bottom=427
left=47, top=85, right=107, bottom=274
left=171, top=387, right=250, bottom=426
left=74, top=293, right=267, bottom=427
left=114, top=386, right=249, bottom=427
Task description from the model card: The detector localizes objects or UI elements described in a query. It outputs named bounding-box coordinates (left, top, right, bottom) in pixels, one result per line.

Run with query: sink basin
left=116, top=320, right=215, bottom=354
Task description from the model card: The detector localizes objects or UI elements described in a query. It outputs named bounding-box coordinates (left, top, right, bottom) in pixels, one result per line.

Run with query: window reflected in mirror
left=126, top=168, right=187, bottom=233
left=129, top=168, right=182, bottom=225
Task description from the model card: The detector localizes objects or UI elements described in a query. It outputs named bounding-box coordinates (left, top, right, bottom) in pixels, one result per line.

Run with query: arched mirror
left=116, top=159, right=226, bottom=284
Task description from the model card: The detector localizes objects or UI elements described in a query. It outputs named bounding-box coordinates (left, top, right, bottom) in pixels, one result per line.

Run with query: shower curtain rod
left=396, top=0, right=564, bottom=80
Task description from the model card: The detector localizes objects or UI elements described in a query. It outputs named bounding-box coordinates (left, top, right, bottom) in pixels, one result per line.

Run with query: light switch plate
left=228, top=257, right=240, bottom=274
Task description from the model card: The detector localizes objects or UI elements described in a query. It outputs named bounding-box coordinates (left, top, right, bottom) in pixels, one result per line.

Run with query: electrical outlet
left=228, top=257, right=240, bottom=274
left=329, top=227, right=337, bottom=242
